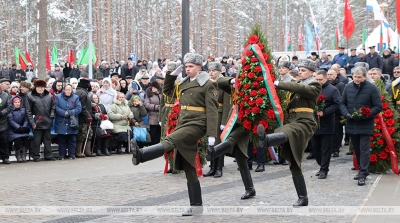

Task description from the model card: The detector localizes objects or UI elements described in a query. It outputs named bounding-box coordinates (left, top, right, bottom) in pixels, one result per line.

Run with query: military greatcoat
left=162, top=71, right=219, bottom=170
left=391, top=78, right=400, bottom=113
left=216, top=75, right=232, bottom=145
left=275, top=79, right=321, bottom=167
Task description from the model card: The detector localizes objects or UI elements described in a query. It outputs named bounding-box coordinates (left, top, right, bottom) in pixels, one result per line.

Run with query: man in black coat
left=312, top=71, right=340, bottom=179
left=365, top=46, right=383, bottom=71
left=75, top=78, right=95, bottom=158
left=0, top=82, right=12, bottom=164
left=25, top=79, right=56, bottom=162
left=340, top=67, right=382, bottom=186
left=382, top=49, right=399, bottom=80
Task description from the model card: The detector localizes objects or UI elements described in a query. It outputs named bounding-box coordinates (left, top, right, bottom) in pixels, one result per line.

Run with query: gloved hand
left=274, top=81, right=279, bottom=86
left=64, top=110, right=70, bottom=118
left=170, top=65, right=183, bottom=76
left=220, top=125, right=225, bottom=131
left=208, top=136, right=215, bottom=146
left=15, top=127, right=24, bottom=133
left=87, top=117, right=93, bottom=122
left=95, top=113, right=100, bottom=120
left=21, top=127, right=30, bottom=133
left=345, top=113, right=352, bottom=120
left=159, top=122, right=162, bottom=126
left=230, top=78, right=236, bottom=88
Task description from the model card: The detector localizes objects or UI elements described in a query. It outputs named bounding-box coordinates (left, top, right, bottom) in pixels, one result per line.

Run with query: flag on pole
left=397, top=0, right=400, bottom=34
left=343, top=0, right=355, bottom=40
left=287, top=31, right=292, bottom=51
left=25, top=50, right=34, bottom=68
left=298, top=28, right=304, bottom=51
left=51, top=43, right=58, bottom=64
left=334, top=23, right=340, bottom=50
left=388, top=28, right=391, bottom=49
left=46, top=46, right=51, bottom=71
left=305, top=20, right=314, bottom=55
left=68, top=49, right=75, bottom=63
left=366, top=0, right=390, bottom=28
left=308, top=3, right=322, bottom=50
left=14, top=47, right=28, bottom=70
left=362, top=25, right=367, bottom=49
left=380, top=21, right=384, bottom=53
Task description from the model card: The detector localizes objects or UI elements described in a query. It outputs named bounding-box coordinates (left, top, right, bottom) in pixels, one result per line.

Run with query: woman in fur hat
left=108, top=92, right=133, bottom=154
left=145, top=81, right=161, bottom=145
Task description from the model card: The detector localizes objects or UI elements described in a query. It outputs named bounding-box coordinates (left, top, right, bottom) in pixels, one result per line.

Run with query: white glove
left=230, top=78, right=236, bottom=88
left=274, top=80, right=279, bottom=86
left=208, top=136, right=216, bottom=146
left=220, top=125, right=225, bottom=130
left=159, top=122, right=162, bottom=126
left=170, top=65, right=183, bottom=76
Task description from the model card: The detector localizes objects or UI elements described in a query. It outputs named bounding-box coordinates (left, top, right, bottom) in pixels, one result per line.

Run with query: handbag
left=100, top=119, right=114, bottom=130
left=133, top=126, right=147, bottom=142
left=70, top=110, right=79, bottom=130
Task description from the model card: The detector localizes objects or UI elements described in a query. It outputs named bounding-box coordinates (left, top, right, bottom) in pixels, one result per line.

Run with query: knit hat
left=184, top=53, right=203, bottom=66
left=20, top=81, right=32, bottom=90
left=33, top=79, right=47, bottom=88
left=298, top=59, right=317, bottom=72
left=208, top=62, right=222, bottom=71
left=10, top=82, right=20, bottom=90
left=141, top=74, right=150, bottom=79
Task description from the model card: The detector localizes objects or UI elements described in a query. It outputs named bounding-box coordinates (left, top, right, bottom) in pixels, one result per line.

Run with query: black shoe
left=332, top=152, right=339, bottom=157
left=358, top=178, right=366, bottom=186
left=166, top=169, right=173, bottom=173
left=344, top=140, right=349, bottom=146
left=318, top=172, right=327, bottom=179
left=132, top=143, right=164, bottom=166
left=257, top=125, right=287, bottom=149
left=203, top=168, right=215, bottom=177
left=213, top=156, right=224, bottom=178
left=353, top=175, right=359, bottom=180
left=273, top=160, right=280, bottom=165
left=116, top=148, right=123, bottom=154
left=281, top=160, right=289, bottom=165
left=293, top=175, right=308, bottom=206
left=239, top=168, right=256, bottom=199
left=2, top=159, right=11, bottom=164
left=96, top=150, right=103, bottom=156
left=214, top=170, right=223, bottom=178
left=33, top=158, right=40, bottom=162
left=346, top=152, right=353, bottom=155
left=69, top=156, right=76, bottom=159
left=306, top=153, right=315, bottom=160
left=45, top=157, right=56, bottom=161
left=255, top=165, right=265, bottom=172
left=351, top=167, right=356, bottom=170
left=315, top=171, right=320, bottom=176
left=58, top=157, right=64, bottom=160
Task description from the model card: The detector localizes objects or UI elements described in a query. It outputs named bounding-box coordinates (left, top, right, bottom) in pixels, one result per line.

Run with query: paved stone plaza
left=0, top=146, right=399, bottom=223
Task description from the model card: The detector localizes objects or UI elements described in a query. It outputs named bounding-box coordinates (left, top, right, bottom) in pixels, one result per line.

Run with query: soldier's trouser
left=161, top=139, right=198, bottom=183
left=288, top=152, right=302, bottom=177
left=235, top=146, right=249, bottom=169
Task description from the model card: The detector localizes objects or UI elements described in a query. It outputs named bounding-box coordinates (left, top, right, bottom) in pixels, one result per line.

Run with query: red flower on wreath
left=248, top=100, right=256, bottom=107
left=257, top=43, right=265, bottom=51
left=250, top=90, right=258, bottom=97
left=246, top=50, right=254, bottom=56
left=370, top=154, right=378, bottom=163
left=245, top=108, right=252, bottom=115
left=250, top=57, right=258, bottom=63
left=252, top=107, right=261, bottom=114
left=373, top=132, right=381, bottom=138
left=377, top=139, right=384, bottom=145
left=256, top=76, right=264, bottom=82
left=71, top=100, right=75, bottom=104
left=243, top=65, right=251, bottom=71
left=243, top=119, right=252, bottom=130
left=387, top=127, right=395, bottom=135
left=267, top=109, right=276, bottom=120
left=386, top=119, right=395, bottom=127
left=380, top=95, right=384, bottom=100
left=248, top=72, right=256, bottom=79
left=370, top=142, right=375, bottom=148
left=262, top=53, right=269, bottom=61
left=267, top=64, right=273, bottom=71
left=382, top=102, right=389, bottom=110
left=252, top=82, right=259, bottom=88
left=239, top=91, right=245, bottom=97
left=383, top=109, right=393, bottom=118
left=385, top=146, right=391, bottom=153
left=248, top=35, right=259, bottom=44
left=38, top=116, right=43, bottom=120
left=375, top=124, right=382, bottom=130
left=260, top=88, right=267, bottom=95
left=243, top=83, right=251, bottom=90
left=378, top=151, right=388, bottom=160
left=254, top=66, right=262, bottom=73
left=244, top=96, right=250, bottom=102
left=259, top=119, right=269, bottom=130
left=255, top=97, right=264, bottom=106
left=238, top=111, right=245, bottom=121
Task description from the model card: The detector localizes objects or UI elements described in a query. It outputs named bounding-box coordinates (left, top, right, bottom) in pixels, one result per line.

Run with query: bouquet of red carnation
left=314, top=94, right=326, bottom=128
left=341, top=106, right=371, bottom=124
left=166, top=100, right=181, bottom=136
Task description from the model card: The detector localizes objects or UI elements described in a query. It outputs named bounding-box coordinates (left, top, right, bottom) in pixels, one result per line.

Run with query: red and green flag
left=14, top=47, right=28, bottom=70
left=25, top=50, right=34, bottom=68
left=51, top=43, right=58, bottom=64
left=287, top=31, right=292, bottom=51
left=362, top=25, right=367, bottom=49
left=46, top=46, right=51, bottom=71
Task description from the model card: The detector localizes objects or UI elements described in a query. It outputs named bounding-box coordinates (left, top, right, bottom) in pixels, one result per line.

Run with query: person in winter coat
left=149, top=61, right=160, bottom=77
left=332, top=47, right=348, bottom=68
left=135, top=66, right=149, bottom=82
left=119, top=79, right=128, bottom=95
left=55, top=85, right=82, bottom=160
left=7, top=96, right=30, bottom=163
left=18, top=81, right=31, bottom=105
left=365, top=46, right=383, bottom=71
left=370, top=68, right=391, bottom=95
left=14, top=64, right=26, bottom=81
left=69, top=64, right=81, bottom=79
left=98, top=78, right=118, bottom=111
left=129, top=95, right=149, bottom=147
left=90, top=94, right=111, bottom=156
left=49, top=80, right=63, bottom=100
left=0, top=64, right=10, bottom=79
left=340, top=67, right=382, bottom=186
left=25, top=79, right=56, bottom=162
left=108, top=92, right=133, bottom=154
left=0, top=87, right=12, bottom=164
left=345, top=49, right=360, bottom=75
left=382, top=49, right=399, bottom=80
left=52, top=65, right=64, bottom=81
left=312, top=71, right=340, bottom=179
left=145, top=81, right=161, bottom=145
left=63, top=62, right=72, bottom=80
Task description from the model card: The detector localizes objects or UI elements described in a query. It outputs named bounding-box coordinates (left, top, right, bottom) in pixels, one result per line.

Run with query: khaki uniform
left=159, top=94, right=175, bottom=134
left=216, top=76, right=232, bottom=144
left=162, top=71, right=219, bottom=170
left=275, top=81, right=321, bottom=169
left=391, top=80, right=400, bottom=113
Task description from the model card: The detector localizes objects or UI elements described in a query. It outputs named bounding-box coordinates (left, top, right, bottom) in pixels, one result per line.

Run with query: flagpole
left=285, top=0, right=288, bottom=52
left=365, top=7, right=368, bottom=53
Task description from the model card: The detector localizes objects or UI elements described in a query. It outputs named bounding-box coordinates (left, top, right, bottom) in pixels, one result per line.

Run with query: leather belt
left=181, top=105, right=206, bottom=112
left=288, top=108, right=314, bottom=113
left=396, top=101, right=400, bottom=104
left=164, top=103, right=174, bottom=107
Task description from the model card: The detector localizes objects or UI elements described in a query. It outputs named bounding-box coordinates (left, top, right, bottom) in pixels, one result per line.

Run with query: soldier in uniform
left=257, top=60, right=321, bottom=206
left=203, top=62, right=231, bottom=178
left=132, top=53, right=219, bottom=215
left=391, top=66, right=400, bottom=112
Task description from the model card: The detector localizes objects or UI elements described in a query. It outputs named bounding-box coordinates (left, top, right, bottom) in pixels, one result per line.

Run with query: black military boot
left=102, top=138, right=111, bottom=156
left=214, top=155, right=224, bottom=178
left=257, top=125, right=287, bottom=148
left=239, top=168, right=256, bottom=199
left=182, top=181, right=203, bottom=216
left=95, top=140, right=103, bottom=156
left=206, top=141, right=232, bottom=161
left=203, top=160, right=216, bottom=177
left=132, top=143, right=164, bottom=165
left=292, top=175, right=308, bottom=206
